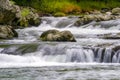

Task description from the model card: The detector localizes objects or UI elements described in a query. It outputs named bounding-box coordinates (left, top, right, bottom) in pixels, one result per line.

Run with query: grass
left=31, top=0, right=80, bottom=14
left=13, top=0, right=120, bottom=15
left=77, top=0, right=120, bottom=11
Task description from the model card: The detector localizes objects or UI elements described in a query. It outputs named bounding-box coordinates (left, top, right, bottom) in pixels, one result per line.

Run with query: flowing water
left=0, top=17, right=120, bottom=80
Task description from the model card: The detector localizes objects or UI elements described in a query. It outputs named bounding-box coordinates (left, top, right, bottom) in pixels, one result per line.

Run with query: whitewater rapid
left=0, top=17, right=120, bottom=68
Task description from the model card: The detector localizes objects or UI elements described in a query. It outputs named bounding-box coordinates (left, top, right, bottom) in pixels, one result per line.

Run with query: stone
left=0, top=0, right=16, bottom=25
left=40, top=30, right=76, bottom=42
left=0, top=25, right=18, bottom=39
left=112, top=7, right=120, bottom=15
left=18, top=7, right=41, bottom=27
left=0, top=0, right=41, bottom=27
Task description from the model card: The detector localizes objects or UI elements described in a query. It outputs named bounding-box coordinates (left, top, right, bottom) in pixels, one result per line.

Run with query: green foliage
left=20, top=8, right=30, bottom=27
left=77, top=0, right=120, bottom=11
left=21, top=8, right=30, bottom=17
left=13, top=0, right=120, bottom=15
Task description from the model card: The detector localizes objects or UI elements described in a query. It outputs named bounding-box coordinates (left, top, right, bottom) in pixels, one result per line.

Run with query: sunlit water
left=0, top=17, right=120, bottom=80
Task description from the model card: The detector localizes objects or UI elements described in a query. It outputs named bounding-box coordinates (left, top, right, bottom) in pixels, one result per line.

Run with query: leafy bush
left=13, top=0, right=120, bottom=15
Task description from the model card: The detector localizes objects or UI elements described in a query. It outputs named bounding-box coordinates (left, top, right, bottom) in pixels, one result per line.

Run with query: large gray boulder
left=0, top=25, right=18, bottom=39
left=0, top=0, right=11, bottom=9
left=40, top=30, right=76, bottom=42
left=0, top=0, right=40, bottom=27
left=0, top=0, right=16, bottom=25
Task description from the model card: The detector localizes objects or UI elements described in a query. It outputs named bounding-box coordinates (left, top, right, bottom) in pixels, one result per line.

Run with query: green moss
left=19, top=18, right=28, bottom=27
left=19, top=8, right=30, bottom=27
left=16, top=44, right=39, bottom=54
left=0, top=44, right=11, bottom=48
left=21, top=8, right=30, bottom=17
left=54, top=12, right=66, bottom=17
left=13, top=0, right=120, bottom=15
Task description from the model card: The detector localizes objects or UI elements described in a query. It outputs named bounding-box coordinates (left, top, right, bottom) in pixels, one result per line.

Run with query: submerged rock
left=0, top=25, right=18, bottom=39
left=40, top=30, right=76, bottom=42
left=1, top=44, right=39, bottom=55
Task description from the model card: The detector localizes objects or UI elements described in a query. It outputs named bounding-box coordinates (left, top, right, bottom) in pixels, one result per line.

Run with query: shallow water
left=0, top=64, right=120, bottom=80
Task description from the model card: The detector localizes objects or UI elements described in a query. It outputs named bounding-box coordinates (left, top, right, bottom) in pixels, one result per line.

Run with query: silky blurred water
left=0, top=64, right=120, bottom=80
left=0, top=17, right=120, bottom=80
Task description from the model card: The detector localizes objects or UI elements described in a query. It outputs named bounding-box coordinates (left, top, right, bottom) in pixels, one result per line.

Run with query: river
left=0, top=17, right=120, bottom=80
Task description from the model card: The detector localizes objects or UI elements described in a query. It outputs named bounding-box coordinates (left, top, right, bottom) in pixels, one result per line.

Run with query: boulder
left=0, top=0, right=16, bottom=25
left=0, top=0, right=40, bottom=27
left=18, top=7, right=41, bottom=27
left=0, top=25, right=18, bottom=39
left=74, top=14, right=115, bottom=26
left=103, top=33, right=120, bottom=39
left=112, top=7, right=120, bottom=15
left=0, top=0, right=11, bottom=9
left=40, top=30, right=76, bottom=42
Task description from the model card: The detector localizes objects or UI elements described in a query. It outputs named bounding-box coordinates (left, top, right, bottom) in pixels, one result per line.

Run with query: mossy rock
left=1, top=44, right=39, bottom=55
left=112, top=7, right=120, bottom=15
left=40, top=29, right=76, bottom=42
left=54, top=12, right=66, bottom=17
left=40, top=30, right=60, bottom=41
left=0, top=8, right=16, bottom=25
left=18, top=7, right=41, bottom=27
left=0, top=25, right=18, bottom=39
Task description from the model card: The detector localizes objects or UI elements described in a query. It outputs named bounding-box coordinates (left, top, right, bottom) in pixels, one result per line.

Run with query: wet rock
left=103, top=33, right=120, bottom=39
left=0, top=25, right=18, bottom=39
left=1, top=44, right=39, bottom=55
left=112, top=45, right=120, bottom=52
left=74, top=7, right=120, bottom=27
left=74, top=14, right=115, bottom=26
left=40, top=30, right=76, bottom=42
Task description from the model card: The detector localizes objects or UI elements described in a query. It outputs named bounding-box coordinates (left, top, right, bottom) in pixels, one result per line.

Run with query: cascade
left=0, top=17, right=120, bottom=68
left=1, top=44, right=120, bottom=63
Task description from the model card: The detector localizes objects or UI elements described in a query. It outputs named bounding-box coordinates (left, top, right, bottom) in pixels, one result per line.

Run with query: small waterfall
left=0, top=17, right=120, bottom=68
left=1, top=44, right=120, bottom=63
left=66, top=48, right=94, bottom=62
